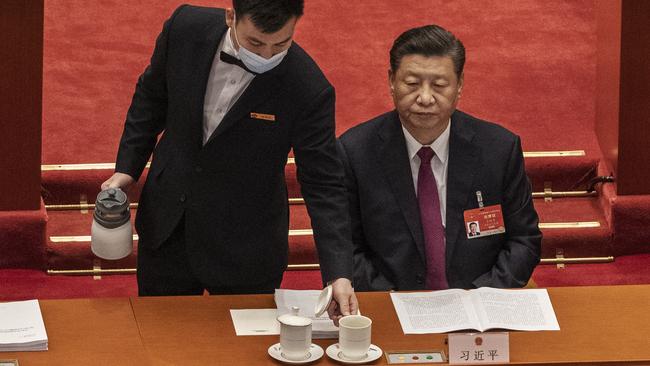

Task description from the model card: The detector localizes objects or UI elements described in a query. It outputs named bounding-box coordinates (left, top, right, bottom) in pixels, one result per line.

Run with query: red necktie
left=416, top=147, right=448, bottom=290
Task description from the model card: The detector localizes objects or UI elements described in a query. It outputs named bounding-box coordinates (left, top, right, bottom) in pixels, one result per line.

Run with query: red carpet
left=24, top=1, right=648, bottom=294
left=532, top=253, right=650, bottom=287
left=2, top=254, right=649, bottom=302
left=0, top=269, right=137, bottom=301
left=44, top=196, right=612, bottom=271
left=0, top=269, right=320, bottom=301
left=42, top=0, right=600, bottom=165
left=0, top=200, right=47, bottom=269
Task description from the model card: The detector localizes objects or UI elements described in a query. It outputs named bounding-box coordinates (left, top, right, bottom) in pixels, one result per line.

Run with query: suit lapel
left=189, top=20, right=226, bottom=150
left=204, top=45, right=290, bottom=145
left=377, top=111, right=427, bottom=262
left=445, top=111, right=481, bottom=262
left=206, top=71, right=278, bottom=143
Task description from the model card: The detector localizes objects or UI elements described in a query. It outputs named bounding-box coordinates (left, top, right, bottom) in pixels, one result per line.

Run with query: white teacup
left=338, top=315, right=372, bottom=360
left=277, top=307, right=312, bottom=361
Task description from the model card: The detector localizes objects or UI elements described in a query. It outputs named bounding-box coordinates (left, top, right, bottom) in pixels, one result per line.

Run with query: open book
left=390, top=288, right=560, bottom=334
left=0, top=299, right=48, bottom=351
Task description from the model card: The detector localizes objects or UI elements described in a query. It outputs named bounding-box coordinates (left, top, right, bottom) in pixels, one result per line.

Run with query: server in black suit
left=102, top=0, right=357, bottom=319
left=337, top=25, right=542, bottom=291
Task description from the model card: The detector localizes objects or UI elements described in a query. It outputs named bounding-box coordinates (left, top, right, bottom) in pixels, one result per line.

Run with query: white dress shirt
left=202, top=28, right=255, bottom=145
left=401, top=120, right=451, bottom=227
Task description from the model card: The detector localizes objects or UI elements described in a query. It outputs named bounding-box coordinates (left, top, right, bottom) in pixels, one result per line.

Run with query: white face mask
left=231, top=14, right=289, bottom=74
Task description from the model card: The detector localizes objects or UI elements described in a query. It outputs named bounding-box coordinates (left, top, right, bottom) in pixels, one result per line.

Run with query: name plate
left=448, top=332, right=509, bottom=364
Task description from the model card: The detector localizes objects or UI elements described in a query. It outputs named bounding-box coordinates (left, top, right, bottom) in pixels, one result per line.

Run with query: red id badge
left=463, top=204, right=506, bottom=239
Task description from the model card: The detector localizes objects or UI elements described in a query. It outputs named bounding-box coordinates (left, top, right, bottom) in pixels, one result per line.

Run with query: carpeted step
left=524, top=155, right=600, bottom=192
left=4, top=253, right=650, bottom=301
left=280, top=270, right=323, bottom=290
left=0, top=269, right=138, bottom=301
left=287, top=199, right=614, bottom=260
left=597, top=161, right=650, bottom=256
left=41, top=168, right=147, bottom=207
left=41, top=165, right=298, bottom=205
left=46, top=195, right=612, bottom=271
left=0, top=200, right=48, bottom=269
left=41, top=153, right=599, bottom=208
left=45, top=205, right=318, bottom=271
left=534, top=197, right=612, bottom=258
left=0, top=268, right=323, bottom=301
left=292, top=199, right=613, bottom=260
left=531, top=253, right=650, bottom=287
left=46, top=209, right=138, bottom=271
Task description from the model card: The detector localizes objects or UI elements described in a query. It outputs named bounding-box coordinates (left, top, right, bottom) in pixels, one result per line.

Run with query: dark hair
left=390, top=24, right=465, bottom=78
left=233, top=0, right=304, bottom=33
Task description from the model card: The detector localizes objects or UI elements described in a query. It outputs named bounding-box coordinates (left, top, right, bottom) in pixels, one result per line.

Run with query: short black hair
left=469, top=222, right=477, bottom=227
left=233, top=0, right=304, bottom=33
left=390, top=24, right=465, bottom=79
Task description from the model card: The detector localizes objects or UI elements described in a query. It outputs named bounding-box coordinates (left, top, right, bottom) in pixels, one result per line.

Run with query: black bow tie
left=219, top=51, right=257, bottom=75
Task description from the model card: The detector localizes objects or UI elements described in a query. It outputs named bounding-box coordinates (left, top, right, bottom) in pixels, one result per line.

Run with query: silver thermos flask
left=91, top=188, right=133, bottom=260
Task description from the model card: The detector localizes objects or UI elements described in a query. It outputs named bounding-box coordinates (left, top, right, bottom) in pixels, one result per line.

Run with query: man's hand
left=327, top=278, right=358, bottom=326
left=101, top=172, right=135, bottom=191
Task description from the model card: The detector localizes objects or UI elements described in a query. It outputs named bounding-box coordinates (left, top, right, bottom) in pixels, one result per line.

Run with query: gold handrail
left=45, top=201, right=305, bottom=210
left=46, top=256, right=615, bottom=276
left=46, top=203, right=139, bottom=211
left=49, top=230, right=316, bottom=243
left=539, top=222, right=600, bottom=229
left=40, top=151, right=587, bottom=171
left=47, top=263, right=320, bottom=276
left=41, top=162, right=150, bottom=171
left=47, top=268, right=137, bottom=275
left=540, top=256, right=613, bottom=264
left=49, top=222, right=600, bottom=244
left=523, top=150, right=585, bottom=157
left=43, top=191, right=597, bottom=211
left=531, top=190, right=596, bottom=199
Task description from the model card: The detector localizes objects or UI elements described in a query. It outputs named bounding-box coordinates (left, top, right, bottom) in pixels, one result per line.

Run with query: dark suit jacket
left=115, top=5, right=352, bottom=288
left=337, top=110, right=542, bottom=291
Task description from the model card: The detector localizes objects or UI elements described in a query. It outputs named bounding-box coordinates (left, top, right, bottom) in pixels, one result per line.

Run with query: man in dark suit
left=101, top=0, right=356, bottom=319
left=337, top=25, right=542, bottom=291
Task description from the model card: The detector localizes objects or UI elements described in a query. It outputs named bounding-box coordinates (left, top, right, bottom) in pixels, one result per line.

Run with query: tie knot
left=417, top=146, right=435, bottom=163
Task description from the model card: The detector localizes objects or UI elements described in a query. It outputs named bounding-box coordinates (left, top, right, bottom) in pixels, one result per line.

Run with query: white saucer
left=325, top=343, right=383, bottom=364
left=268, top=343, right=324, bottom=364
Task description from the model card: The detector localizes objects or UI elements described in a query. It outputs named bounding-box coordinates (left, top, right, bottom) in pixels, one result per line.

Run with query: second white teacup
left=338, top=315, right=372, bottom=360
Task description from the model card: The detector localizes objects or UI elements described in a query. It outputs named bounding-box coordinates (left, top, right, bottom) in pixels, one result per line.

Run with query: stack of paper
left=274, top=289, right=338, bottom=339
left=0, top=299, right=48, bottom=351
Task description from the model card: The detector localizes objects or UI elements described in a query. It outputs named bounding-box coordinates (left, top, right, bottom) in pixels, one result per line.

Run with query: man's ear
left=225, top=8, right=235, bottom=27
left=388, top=69, right=395, bottom=93
left=457, top=72, right=464, bottom=94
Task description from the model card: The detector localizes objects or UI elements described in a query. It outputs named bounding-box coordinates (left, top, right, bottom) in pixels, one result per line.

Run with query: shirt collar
left=221, top=28, right=238, bottom=58
left=401, top=119, right=451, bottom=165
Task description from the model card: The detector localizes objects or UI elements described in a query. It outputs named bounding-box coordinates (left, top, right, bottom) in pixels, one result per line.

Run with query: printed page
left=470, top=288, right=560, bottom=331
left=0, top=299, right=48, bottom=351
left=390, top=290, right=482, bottom=334
left=274, top=289, right=338, bottom=338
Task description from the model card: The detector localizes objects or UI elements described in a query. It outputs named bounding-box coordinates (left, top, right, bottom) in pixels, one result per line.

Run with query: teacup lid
left=314, top=285, right=333, bottom=317
left=277, top=306, right=312, bottom=327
